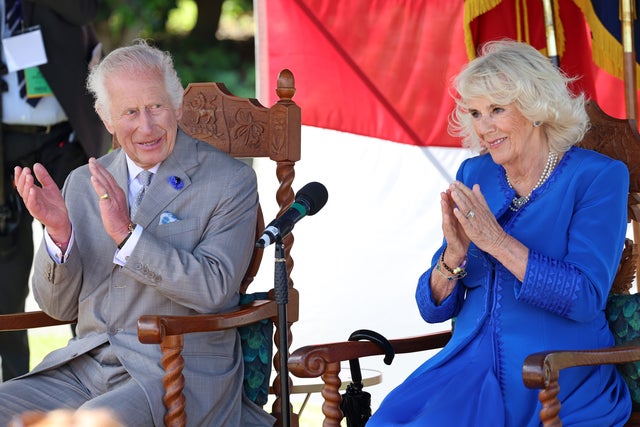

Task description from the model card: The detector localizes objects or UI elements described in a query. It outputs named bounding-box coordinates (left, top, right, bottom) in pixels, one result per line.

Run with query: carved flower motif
left=234, top=110, right=264, bottom=147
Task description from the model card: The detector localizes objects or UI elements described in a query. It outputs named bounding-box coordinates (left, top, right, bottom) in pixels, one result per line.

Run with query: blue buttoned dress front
left=368, top=146, right=632, bottom=427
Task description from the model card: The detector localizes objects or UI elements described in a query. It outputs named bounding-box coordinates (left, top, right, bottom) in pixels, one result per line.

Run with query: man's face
left=102, top=69, right=182, bottom=169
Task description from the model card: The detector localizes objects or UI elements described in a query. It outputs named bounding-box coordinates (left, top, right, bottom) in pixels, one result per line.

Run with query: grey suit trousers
left=0, top=343, right=153, bottom=426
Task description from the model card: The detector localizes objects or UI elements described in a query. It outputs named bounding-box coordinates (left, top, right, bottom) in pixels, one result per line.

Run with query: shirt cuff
left=44, top=228, right=74, bottom=264
left=113, top=224, right=143, bottom=266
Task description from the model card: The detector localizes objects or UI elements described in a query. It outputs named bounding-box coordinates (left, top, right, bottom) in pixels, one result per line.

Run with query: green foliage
left=160, top=38, right=255, bottom=98
left=98, top=0, right=178, bottom=39
left=167, top=0, right=197, bottom=35
left=223, top=0, right=253, bottom=18
left=96, top=0, right=256, bottom=98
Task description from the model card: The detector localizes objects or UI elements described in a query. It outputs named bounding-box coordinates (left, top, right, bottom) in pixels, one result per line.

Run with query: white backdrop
left=252, top=125, right=472, bottom=410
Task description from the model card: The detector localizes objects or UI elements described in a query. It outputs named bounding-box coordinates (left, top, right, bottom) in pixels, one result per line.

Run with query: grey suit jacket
left=29, top=131, right=273, bottom=426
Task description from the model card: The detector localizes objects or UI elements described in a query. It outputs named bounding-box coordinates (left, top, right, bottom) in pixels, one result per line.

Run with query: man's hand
left=14, top=163, right=71, bottom=245
left=88, top=157, right=132, bottom=245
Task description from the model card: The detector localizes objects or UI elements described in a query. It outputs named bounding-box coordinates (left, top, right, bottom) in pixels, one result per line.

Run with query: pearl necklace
left=506, top=151, right=558, bottom=211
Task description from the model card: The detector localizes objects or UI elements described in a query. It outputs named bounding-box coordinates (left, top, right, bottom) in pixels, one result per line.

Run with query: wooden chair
left=137, top=70, right=301, bottom=427
left=0, top=69, right=302, bottom=427
left=287, top=101, right=640, bottom=426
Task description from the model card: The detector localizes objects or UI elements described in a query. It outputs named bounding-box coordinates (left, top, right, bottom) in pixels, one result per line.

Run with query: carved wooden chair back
left=179, top=69, right=301, bottom=293
left=578, top=101, right=640, bottom=240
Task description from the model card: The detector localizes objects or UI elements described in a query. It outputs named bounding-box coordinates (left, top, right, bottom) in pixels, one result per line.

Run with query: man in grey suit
left=0, top=41, right=273, bottom=426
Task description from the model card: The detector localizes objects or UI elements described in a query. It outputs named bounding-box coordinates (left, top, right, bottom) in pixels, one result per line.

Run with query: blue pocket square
left=160, top=211, right=180, bottom=224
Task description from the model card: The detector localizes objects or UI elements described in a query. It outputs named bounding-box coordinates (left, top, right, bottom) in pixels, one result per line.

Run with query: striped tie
left=131, top=170, right=152, bottom=218
left=5, top=0, right=20, bottom=35
left=5, top=0, right=39, bottom=107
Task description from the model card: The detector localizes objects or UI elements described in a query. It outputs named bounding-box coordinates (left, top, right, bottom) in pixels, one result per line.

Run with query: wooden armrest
left=523, top=344, right=640, bottom=389
left=523, top=344, right=640, bottom=426
left=136, top=293, right=297, bottom=427
left=288, top=330, right=451, bottom=426
left=137, top=300, right=278, bottom=344
left=0, top=311, right=74, bottom=332
left=289, top=330, right=452, bottom=377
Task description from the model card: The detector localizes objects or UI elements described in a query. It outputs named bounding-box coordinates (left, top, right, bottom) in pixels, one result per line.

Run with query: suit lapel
left=105, top=149, right=130, bottom=196
left=132, top=131, right=198, bottom=228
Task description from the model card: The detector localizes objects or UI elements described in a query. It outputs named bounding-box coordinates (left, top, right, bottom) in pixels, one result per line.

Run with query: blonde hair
left=448, top=40, right=589, bottom=152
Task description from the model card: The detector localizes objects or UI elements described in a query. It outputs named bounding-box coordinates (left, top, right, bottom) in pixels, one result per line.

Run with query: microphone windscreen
left=295, top=182, right=328, bottom=215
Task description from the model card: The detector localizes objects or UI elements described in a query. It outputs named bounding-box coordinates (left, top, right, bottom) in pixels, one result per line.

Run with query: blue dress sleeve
left=415, top=251, right=466, bottom=323
left=415, top=160, right=471, bottom=323
left=516, top=158, right=629, bottom=322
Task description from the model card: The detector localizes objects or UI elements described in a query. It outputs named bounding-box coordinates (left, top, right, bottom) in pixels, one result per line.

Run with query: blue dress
left=367, top=147, right=632, bottom=426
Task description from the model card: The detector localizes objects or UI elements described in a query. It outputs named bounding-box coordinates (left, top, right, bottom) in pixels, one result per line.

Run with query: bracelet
left=117, top=223, right=136, bottom=249
left=440, top=248, right=467, bottom=274
left=435, top=261, right=467, bottom=281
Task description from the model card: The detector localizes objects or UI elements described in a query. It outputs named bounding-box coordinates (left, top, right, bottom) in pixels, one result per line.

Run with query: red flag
left=257, top=0, right=467, bottom=147
left=572, top=0, right=640, bottom=120
left=465, top=0, right=633, bottom=120
left=256, top=0, right=637, bottom=146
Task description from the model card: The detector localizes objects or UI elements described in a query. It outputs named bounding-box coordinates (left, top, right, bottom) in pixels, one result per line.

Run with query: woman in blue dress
left=367, top=40, right=632, bottom=426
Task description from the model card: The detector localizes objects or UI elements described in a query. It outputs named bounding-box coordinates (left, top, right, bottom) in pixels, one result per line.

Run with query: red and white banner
left=257, top=0, right=638, bottom=148
left=256, top=0, right=465, bottom=147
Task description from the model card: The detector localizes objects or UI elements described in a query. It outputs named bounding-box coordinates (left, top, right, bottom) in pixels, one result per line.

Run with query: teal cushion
left=606, top=293, right=640, bottom=406
left=238, top=292, right=273, bottom=406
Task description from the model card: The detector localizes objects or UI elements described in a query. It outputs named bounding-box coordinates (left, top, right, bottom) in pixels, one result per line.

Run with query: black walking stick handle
left=347, top=329, right=395, bottom=384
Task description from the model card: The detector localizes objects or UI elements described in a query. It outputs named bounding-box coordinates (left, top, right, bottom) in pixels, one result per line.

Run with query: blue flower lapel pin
left=168, top=175, right=184, bottom=190
left=160, top=211, right=180, bottom=224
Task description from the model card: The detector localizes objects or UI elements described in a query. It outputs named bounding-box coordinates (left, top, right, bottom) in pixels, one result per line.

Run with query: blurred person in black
left=0, top=0, right=109, bottom=380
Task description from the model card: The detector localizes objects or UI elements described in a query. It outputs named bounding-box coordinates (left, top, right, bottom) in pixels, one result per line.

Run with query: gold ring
left=99, top=193, right=110, bottom=200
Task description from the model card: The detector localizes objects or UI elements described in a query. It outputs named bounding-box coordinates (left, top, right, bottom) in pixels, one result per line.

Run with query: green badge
left=24, top=67, right=52, bottom=98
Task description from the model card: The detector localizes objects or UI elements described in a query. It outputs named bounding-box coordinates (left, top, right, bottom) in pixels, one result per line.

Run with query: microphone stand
left=274, top=237, right=291, bottom=427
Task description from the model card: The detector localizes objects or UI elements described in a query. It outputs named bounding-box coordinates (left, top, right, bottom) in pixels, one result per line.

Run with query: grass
left=28, top=328, right=72, bottom=370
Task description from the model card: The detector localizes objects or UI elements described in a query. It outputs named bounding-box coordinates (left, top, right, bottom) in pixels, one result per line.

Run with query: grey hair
left=86, top=39, right=184, bottom=122
left=448, top=40, right=589, bottom=153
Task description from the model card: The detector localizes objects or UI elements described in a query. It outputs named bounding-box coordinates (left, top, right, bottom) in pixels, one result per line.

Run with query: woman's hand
left=448, top=181, right=507, bottom=255
left=440, top=187, right=471, bottom=262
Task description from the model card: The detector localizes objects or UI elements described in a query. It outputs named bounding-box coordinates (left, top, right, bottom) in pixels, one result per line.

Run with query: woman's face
left=467, top=97, right=542, bottom=169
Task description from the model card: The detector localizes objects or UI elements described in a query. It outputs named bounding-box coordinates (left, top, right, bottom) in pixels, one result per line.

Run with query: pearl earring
left=533, top=121, right=542, bottom=127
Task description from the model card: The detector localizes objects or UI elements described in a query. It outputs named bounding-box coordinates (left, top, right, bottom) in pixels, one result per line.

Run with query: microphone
left=256, top=182, right=328, bottom=248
